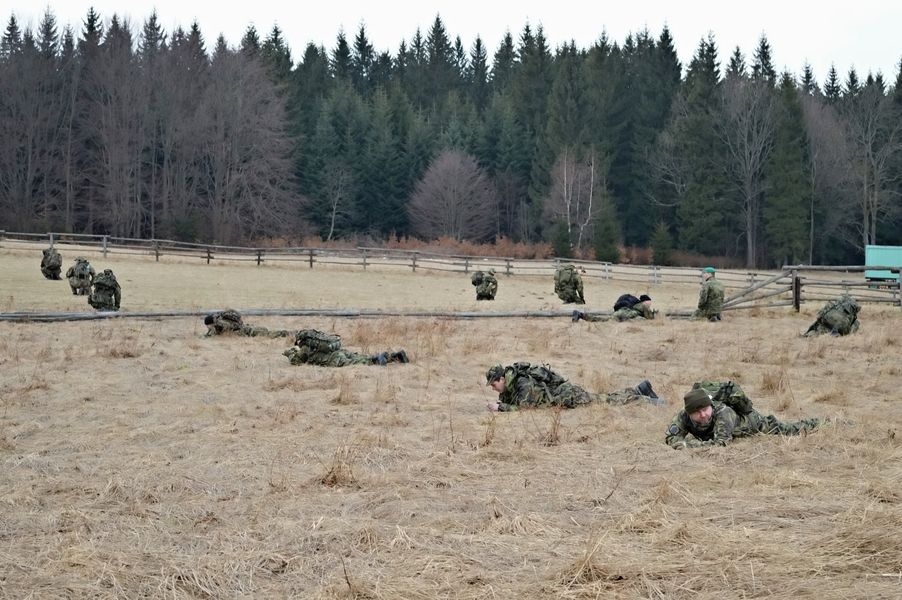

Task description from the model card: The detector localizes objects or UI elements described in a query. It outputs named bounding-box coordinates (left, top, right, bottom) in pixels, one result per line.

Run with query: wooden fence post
left=206, top=248, right=212, bottom=264
left=49, top=232, right=55, bottom=248
left=308, top=249, right=315, bottom=268
left=153, top=240, right=160, bottom=262
left=505, top=259, right=512, bottom=276
left=256, top=250, right=263, bottom=266
left=792, top=270, right=801, bottom=312
left=362, top=248, right=368, bottom=271
left=102, top=235, right=109, bottom=258
left=464, top=257, right=469, bottom=273
left=412, top=252, right=418, bottom=272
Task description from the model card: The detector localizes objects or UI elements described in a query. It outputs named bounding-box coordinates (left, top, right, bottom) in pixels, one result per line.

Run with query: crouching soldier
left=40, top=247, right=63, bottom=280
left=284, top=329, right=410, bottom=367
left=471, top=270, right=498, bottom=300
left=66, top=256, right=95, bottom=295
left=804, top=294, right=860, bottom=337
left=573, top=293, right=656, bottom=322
left=87, top=269, right=121, bottom=311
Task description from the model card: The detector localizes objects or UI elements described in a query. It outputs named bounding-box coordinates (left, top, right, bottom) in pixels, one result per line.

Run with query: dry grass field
left=2, top=244, right=901, bottom=599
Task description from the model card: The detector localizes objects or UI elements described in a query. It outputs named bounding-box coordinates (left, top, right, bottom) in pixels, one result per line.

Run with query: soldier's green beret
left=684, top=388, right=712, bottom=412
left=703, top=266, right=715, bottom=274
left=486, top=364, right=505, bottom=384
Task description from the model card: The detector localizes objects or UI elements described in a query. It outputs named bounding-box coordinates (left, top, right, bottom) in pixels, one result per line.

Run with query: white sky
left=7, top=1, right=902, bottom=84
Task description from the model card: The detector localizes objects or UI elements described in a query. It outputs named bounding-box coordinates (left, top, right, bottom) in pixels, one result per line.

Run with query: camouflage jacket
left=613, top=303, right=656, bottom=321
left=496, top=367, right=596, bottom=411
left=695, top=278, right=725, bottom=318
left=665, top=401, right=754, bottom=448
left=475, top=274, right=498, bottom=299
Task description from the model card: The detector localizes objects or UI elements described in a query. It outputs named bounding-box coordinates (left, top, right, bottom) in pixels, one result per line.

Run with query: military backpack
left=295, top=329, right=342, bottom=353
left=691, top=380, right=754, bottom=415
left=93, top=270, right=118, bottom=290
left=471, top=271, right=485, bottom=286
left=554, top=265, right=578, bottom=292
left=511, top=362, right=567, bottom=389
left=73, top=260, right=91, bottom=280
left=44, top=250, right=62, bottom=268
left=613, top=293, right=640, bottom=311
left=817, top=295, right=860, bottom=334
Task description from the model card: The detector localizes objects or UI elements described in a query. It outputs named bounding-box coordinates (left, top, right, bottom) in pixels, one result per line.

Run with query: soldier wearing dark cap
left=665, top=384, right=822, bottom=449
left=572, top=293, right=656, bottom=322
left=485, top=363, right=663, bottom=412
left=692, top=266, right=725, bottom=321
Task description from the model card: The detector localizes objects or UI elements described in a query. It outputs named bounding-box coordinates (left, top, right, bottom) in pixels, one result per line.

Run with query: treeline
left=1, top=9, right=901, bottom=267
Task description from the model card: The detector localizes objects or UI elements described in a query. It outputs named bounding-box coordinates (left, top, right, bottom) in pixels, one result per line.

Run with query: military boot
left=373, top=352, right=389, bottom=366
left=571, top=310, right=585, bottom=322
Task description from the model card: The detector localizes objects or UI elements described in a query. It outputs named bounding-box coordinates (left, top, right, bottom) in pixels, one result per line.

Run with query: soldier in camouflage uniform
left=554, top=264, right=586, bottom=304
left=572, top=294, right=656, bottom=322
left=283, top=329, right=410, bottom=367
left=692, top=266, right=725, bottom=321
left=40, top=247, right=63, bottom=280
left=87, top=269, right=121, bottom=311
left=203, top=309, right=291, bottom=338
left=471, top=270, right=498, bottom=300
left=803, top=294, right=861, bottom=337
left=485, top=363, right=663, bottom=411
left=665, top=385, right=822, bottom=449
left=65, top=257, right=95, bottom=295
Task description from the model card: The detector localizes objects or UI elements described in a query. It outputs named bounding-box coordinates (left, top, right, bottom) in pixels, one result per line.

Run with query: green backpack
left=692, top=380, right=753, bottom=415
left=554, top=265, right=577, bottom=293
left=295, top=329, right=342, bottom=353
left=818, top=295, right=860, bottom=334
left=471, top=271, right=485, bottom=286
left=512, top=362, right=567, bottom=388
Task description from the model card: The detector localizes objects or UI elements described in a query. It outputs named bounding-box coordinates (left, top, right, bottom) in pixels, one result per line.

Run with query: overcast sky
left=6, top=1, right=901, bottom=84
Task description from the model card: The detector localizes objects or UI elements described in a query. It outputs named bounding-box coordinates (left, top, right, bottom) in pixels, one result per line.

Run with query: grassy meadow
left=1, top=243, right=901, bottom=599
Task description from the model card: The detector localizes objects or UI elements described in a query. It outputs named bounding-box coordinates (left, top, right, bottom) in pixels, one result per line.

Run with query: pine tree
left=726, top=46, right=746, bottom=78
left=490, top=31, right=516, bottom=95
left=466, top=36, right=489, bottom=113
left=351, top=24, right=374, bottom=95
left=240, top=25, right=260, bottom=58
left=751, top=34, right=776, bottom=86
left=331, top=30, right=352, bottom=81
left=823, top=64, right=841, bottom=103
left=261, top=25, right=292, bottom=83
left=800, top=63, right=818, bottom=95
left=764, top=71, right=810, bottom=266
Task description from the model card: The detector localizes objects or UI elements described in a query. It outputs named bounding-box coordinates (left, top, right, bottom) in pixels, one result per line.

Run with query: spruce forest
left=1, top=9, right=901, bottom=268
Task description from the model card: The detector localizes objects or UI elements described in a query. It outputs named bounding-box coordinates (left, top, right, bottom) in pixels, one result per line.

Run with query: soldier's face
left=489, top=378, right=506, bottom=393
left=688, top=405, right=713, bottom=426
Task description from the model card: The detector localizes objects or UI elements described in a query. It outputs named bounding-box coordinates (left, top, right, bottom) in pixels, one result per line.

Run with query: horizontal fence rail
left=2, top=231, right=900, bottom=310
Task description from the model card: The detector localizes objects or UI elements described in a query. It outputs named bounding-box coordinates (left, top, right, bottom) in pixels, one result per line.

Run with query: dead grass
left=2, top=248, right=902, bottom=598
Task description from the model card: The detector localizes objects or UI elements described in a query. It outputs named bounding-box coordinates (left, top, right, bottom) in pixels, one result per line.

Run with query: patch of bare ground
left=2, top=248, right=902, bottom=598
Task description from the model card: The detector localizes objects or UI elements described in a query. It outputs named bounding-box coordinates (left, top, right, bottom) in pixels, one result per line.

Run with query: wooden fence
left=2, top=230, right=899, bottom=310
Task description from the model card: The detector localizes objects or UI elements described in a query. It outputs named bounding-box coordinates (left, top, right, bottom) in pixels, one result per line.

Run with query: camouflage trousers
left=746, top=411, right=821, bottom=436
left=241, top=326, right=291, bottom=338
left=284, top=346, right=373, bottom=367
left=88, top=289, right=119, bottom=311
left=604, top=388, right=651, bottom=405
left=41, top=266, right=62, bottom=280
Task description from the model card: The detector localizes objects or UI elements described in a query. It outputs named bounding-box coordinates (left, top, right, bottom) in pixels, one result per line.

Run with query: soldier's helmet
left=486, top=364, right=505, bottom=384
left=75, top=256, right=87, bottom=262
left=103, top=269, right=113, bottom=276
left=204, top=314, right=215, bottom=325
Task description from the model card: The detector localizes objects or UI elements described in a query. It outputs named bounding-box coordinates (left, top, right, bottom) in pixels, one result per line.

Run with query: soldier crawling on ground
left=65, top=256, right=95, bottom=296
left=484, top=362, right=663, bottom=412
left=664, top=381, right=822, bottom=449
left=554, top=264, right=585, bottom=304
left=572, top=293, right=656, bottom=322
left=803, top=294, right=860, bottom=337
left=40, top=247, right=63, bottom=280
left=284, top=329, right=410, bottom=367
left=87, top=269, right=121, bottom=311
left=203, top=309, right=292, bottom=338
left=471, top=270, right=498, bottom=300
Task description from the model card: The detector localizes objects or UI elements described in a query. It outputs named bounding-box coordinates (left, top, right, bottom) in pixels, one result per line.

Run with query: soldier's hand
left=486, top=402, right=500, bottom=412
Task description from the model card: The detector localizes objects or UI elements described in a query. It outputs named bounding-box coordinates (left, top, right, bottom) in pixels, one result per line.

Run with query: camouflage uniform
left=804, top=295, right=861, bottom=337
left=578, top=303, right=657, bottom=322
left=40, top=247, right=63, bottom=280
left=87, top=269, right=121, bottom=311
left=693, top=277, right=725, bottom=321
left=65, top=257, right=95, bottom=296
left=283, top=329, right=409, bottom=367
left=665, top=401, right=821, bottom=449
left=472, top=270, right=498, bottom=301
left=488, top=363, right=660, bottom=411
left=204, top=309, right=290, bottom=338
left=554, top=265, right=586, bottom=304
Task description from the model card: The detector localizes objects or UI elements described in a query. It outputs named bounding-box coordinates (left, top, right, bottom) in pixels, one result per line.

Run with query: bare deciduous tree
left=840, top=84, right=902, bottom=249
left=545, top=146, right=609, bottom=250
left=408, top=150, right=497, bottom=242
left=717, top=75, right=776, bottom=268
